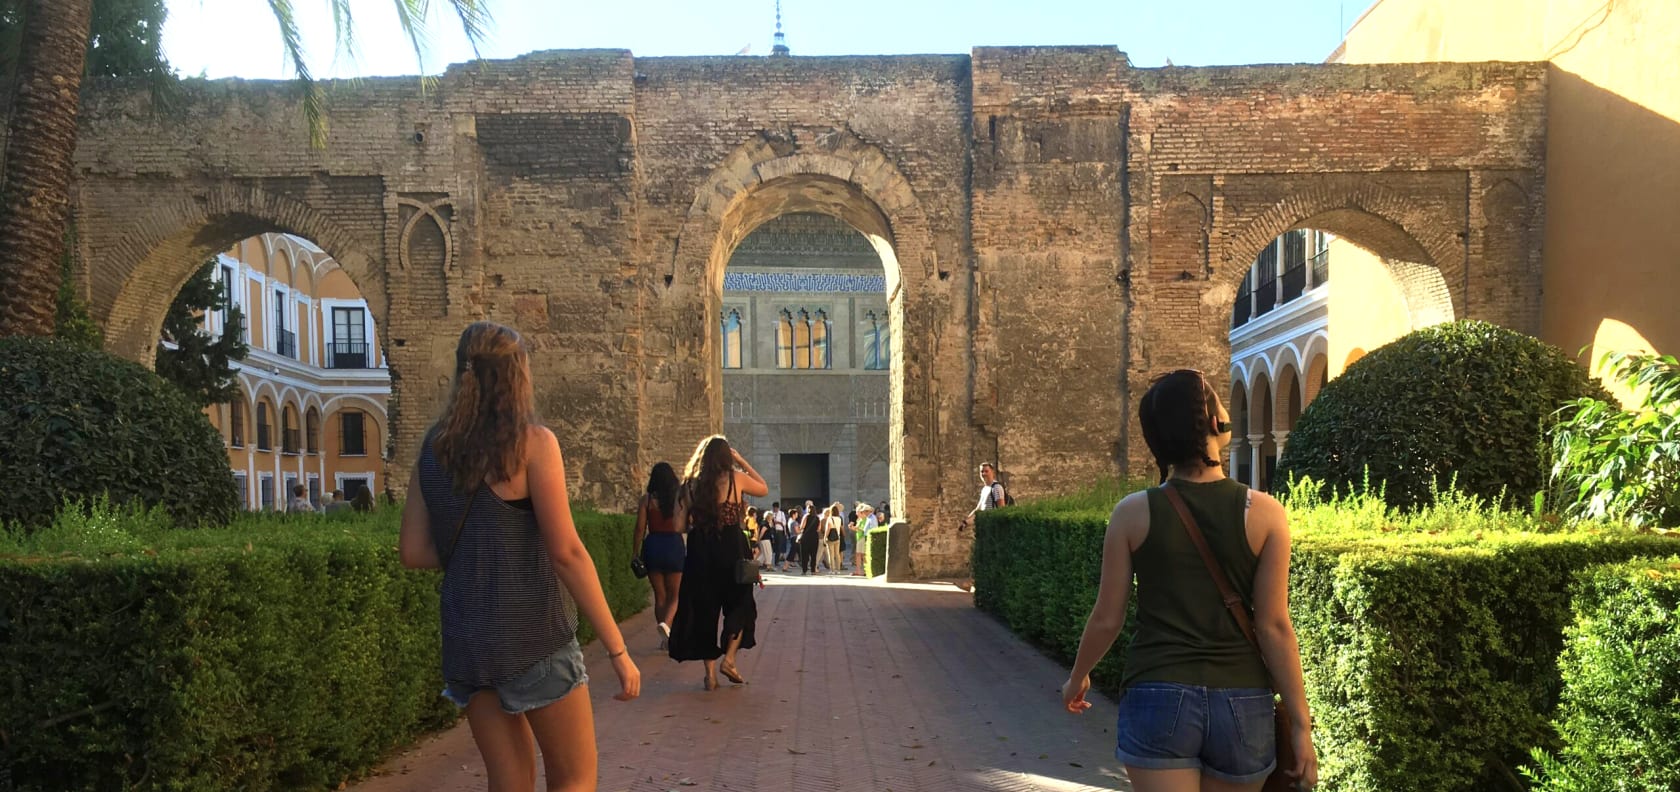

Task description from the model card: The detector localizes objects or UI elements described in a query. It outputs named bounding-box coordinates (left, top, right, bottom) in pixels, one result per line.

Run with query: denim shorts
left=642, top=532, right=686, bottom=574
left=1115, top=682, right=1277, bottom=784
left=442, top=641, right=589, bottom=714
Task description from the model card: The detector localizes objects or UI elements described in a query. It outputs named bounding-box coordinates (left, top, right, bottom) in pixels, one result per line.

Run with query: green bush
left=0, top=336, right=236, bottom=530
left=0, top=502, right=646, bottom=791
left=1525, top=558, right=1680, bottom=792
left=1277, top=320, right=1608, bottom=511
left=974, top=482, right=1680, bottom=791
left=1549, top=352, right=1680, bottom=528
left=864, top=526, right=890, bottom=577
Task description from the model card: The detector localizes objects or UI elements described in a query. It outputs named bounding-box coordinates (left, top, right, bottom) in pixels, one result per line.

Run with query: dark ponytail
left=1139, top=369, right=1223, bottom=483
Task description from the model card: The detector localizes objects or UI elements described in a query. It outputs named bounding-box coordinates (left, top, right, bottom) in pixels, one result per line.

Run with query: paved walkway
left=352, top=570, right=1129, bottom=792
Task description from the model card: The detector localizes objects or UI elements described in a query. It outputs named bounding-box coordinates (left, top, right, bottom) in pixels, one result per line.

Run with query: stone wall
left=58, top=47, right=1547, bottom=577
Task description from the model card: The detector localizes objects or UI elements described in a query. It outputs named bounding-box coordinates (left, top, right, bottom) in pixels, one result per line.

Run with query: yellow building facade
left=198, top=234, right=390, bottom=511
left=1333, top=0, right=1679, bottom=400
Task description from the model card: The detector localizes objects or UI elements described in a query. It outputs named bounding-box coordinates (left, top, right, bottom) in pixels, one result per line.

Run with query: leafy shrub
left=0, top=502, right=646, bottom=791
left=864, top=526, right=890, bottom=577
left=0, top=336, right=236, bottom=530
left=1525, top=558, right=1680, bottom=791
left=1549, top=352, right=1680, bottom=528
left=975, top=481, right=1680, bottom=791
left=1276, top=320, right=1608, bottom=510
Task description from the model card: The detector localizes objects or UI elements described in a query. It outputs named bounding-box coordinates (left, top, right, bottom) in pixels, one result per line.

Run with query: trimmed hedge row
left=1527, top=558, right=1680, bottom=791
left=0, top=505, right=645, bottom=791
left=863, top=526, right=890, bottom=577
left=974, top=495, right=1680, bottom=792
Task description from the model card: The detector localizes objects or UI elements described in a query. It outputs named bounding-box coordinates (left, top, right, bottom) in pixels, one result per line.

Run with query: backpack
left=990, top=482, right=1014, bottom=509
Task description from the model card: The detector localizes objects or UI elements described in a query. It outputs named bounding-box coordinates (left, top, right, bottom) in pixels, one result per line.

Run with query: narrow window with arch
left=776, top=310, right=795, bottom=369
left=722, top=309, right=744, bottom=370
left=794, top=309, right=812, bottom=369
left=864, top=311, right=889, bottom=371
left=811, top=309, right=832, bottom=369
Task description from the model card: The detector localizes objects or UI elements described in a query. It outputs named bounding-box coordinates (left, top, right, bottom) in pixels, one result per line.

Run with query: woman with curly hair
left=666, top=434, right=768, bottom=690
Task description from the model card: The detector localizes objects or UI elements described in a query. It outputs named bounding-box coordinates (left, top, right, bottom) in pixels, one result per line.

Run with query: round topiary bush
left=0, top=336, right=236, bottom=530
left=1275, top=320, right=1609, bottom=511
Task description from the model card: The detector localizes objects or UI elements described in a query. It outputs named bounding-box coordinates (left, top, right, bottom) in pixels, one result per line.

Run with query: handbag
left=1161, top=482, right=1298, bottom=792
left=733, top=557, right=759, bottom=585
left=630, top=556, right=648, bottom=579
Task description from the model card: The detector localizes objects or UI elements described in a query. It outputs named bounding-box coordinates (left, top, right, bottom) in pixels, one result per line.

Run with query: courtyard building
left=721, top=213, right=892, bottom=509
left=196, top=233, right=390, bottom=511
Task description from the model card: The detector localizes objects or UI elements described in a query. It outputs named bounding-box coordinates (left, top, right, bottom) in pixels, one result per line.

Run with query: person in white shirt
left=287, top=484, right=315, bottom=514
left=957, top=463, right=1007, bottom=591
left=771, top=503, right=790, bottom=570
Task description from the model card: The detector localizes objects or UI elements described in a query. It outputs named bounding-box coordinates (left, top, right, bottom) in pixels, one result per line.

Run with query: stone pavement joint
left=351, top=572, right=1130, bottom=791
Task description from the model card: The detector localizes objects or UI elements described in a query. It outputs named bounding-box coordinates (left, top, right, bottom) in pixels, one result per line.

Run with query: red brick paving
left=351, top=571, right=1130, bottom=791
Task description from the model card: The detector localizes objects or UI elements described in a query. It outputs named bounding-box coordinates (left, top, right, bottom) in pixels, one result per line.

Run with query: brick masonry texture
left=47, top=47, right=1547, bottom=577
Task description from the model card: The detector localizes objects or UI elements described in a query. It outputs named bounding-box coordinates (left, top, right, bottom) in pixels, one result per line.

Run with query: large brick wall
left=55, top=47, right=1546, bottom=577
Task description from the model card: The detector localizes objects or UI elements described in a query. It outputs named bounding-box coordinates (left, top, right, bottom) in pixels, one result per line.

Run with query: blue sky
left=162, top=0, right=1368, bottom=80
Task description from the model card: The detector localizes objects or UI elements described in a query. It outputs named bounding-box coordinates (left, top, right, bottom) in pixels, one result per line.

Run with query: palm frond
left=329, top=0, right=357, bottom=72
left=445, top=0, right=493, bottom=60
left=266, top=0, right=327, bottom=147
left=391, top=0, right=431, bottom=75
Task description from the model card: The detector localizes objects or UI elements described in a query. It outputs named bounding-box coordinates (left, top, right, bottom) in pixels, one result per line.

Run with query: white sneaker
left=657, top=622, right=670, bottom=651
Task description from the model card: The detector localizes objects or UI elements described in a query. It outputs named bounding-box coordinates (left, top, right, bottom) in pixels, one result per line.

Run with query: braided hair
left=1139, top=369, right=1227, bottom=484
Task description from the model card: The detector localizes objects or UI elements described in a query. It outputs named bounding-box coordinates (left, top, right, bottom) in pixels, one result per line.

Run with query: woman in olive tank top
left=1060, top=370, right=1319, bottom=791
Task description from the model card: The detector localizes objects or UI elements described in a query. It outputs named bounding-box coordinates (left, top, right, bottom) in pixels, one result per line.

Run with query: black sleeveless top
left=418, top=441, right=577, bottom=687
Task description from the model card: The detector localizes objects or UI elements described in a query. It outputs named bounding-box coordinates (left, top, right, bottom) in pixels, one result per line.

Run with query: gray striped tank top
left=418, top=441, right=577, bottom=687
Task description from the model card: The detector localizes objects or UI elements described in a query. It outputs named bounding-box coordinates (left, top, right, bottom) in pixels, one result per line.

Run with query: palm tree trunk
left=0, top=0, right=93, bottom=337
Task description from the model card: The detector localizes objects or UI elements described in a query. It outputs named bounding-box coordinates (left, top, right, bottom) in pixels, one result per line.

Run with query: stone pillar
left=1229, top=436, right=1246, bottom=485
left=1272, top=430, right=1290, bottom=462
left=1247, top=434, right=1265, bottom=490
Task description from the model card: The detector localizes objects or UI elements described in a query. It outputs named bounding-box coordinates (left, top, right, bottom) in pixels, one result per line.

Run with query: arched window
left=305, top=407, right=321, bottom=455
left=722, top=309, right=744, bottom=369
left=864, top=311, right=890, bottom=371
left=256, top=402, right=272, bottom=451
left=811, top=310, right=832, bottom=369
left=794, top=310, right=812, bottom=369
left=776, top=310, right=795, bottom=369
left=282, top=405, right=300, bottom=455
left=229, top=397, right=246, bottom=448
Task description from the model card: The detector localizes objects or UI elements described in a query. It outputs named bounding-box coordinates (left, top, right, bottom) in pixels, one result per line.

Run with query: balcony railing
left=282, top=428, right=300, bottom=455
left=276, top=329, right=297, bottom=359
left=1232, top=289, right=1253, bottom=328
left=256, top=425, right=272, bottom=451
left=1310, top=249, right=1329, bottom=287
left=1281, top=265, right=1306, bottom=303
left=328, top=340, right=371, bottom=369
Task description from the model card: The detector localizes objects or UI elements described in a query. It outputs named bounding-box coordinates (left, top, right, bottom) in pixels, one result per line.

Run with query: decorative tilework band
left=724, top=272, right=886, bottom=293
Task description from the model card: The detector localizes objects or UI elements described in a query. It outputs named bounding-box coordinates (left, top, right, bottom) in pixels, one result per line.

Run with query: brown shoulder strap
left=1161, top=482, right=1260, bottom=649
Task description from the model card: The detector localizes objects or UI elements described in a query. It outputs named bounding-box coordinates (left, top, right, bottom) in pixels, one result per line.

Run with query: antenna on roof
left=771, top=0, right=790, bottom=57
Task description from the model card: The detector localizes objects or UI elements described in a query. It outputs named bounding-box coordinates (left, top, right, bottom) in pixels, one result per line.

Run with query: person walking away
left=823, top=502, right=846, bottom=573
left=351, top=488, right=375, bottom=512
left=769, top=502, right=788, bottom=570
left=325, top=488, right=353, bottom=514
left=1061, top=369, right=1317, bottom=791
left=398, top=321, right=641, bottom=792
left=668, top=435, right=767, bottom=689
left=634, top=462, right=685, bottom=651
left=786, top=508, right=803, bottom=572
left=798, top=504, right=822, bottom=575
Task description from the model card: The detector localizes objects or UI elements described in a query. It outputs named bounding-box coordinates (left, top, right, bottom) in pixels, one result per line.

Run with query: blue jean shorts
left=442, top=641, right=589, bottom=714
left=642, top=532, right=686, bottom=574
left=1115, top=682, right=1277, bottom=784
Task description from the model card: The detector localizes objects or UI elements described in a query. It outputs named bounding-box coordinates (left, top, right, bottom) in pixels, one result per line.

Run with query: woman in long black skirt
left=667, top=435, right=768, bottom=690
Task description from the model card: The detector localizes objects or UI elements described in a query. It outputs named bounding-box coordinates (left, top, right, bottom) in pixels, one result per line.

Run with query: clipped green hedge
left=1277, top=321, right=1607, bottom=511
left=0, top=504, right=645, bottom=791
left=862, top=526, right=890, bottom=577
left=974, top=489, right=1680, bottom=792
left=0, top=336, right=237, bottom=530
left=1526, top=558, right=1680, bottom=791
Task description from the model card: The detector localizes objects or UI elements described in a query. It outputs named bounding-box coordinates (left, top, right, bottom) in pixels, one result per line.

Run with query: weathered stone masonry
left=52, top=47, right=1546, bottom=576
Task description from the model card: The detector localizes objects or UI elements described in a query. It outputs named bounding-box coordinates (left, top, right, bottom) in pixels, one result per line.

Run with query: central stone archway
left=661, top=129, right=967, bottom=575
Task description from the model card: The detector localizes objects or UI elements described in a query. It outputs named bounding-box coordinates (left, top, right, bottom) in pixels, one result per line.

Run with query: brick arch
left=1219, top=180, right=1463, bottom=317
left=668, top=128, right=939, bottom=554
left=97, top=185, right=384, bottom=364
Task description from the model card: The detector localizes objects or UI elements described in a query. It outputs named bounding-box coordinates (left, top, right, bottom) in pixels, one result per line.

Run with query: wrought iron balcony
left=1232, top=289, right=1253, bottom=328
left=1254, top=278, right=1278, bottom=317
left=256, top=425, right=272, bottom=451
left=1281, top=264, right=1306, bottom=303
left=276, top=329, right=297, bottom=359
left=282, top=428, right=301, bottom=455
left=328, top=340, right=371, bottom=369
left=1310, top=249, right=1329, bottom=287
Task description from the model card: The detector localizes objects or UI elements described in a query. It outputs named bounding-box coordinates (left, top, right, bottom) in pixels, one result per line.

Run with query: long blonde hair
left=431, top=322, right=537, bottom=493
